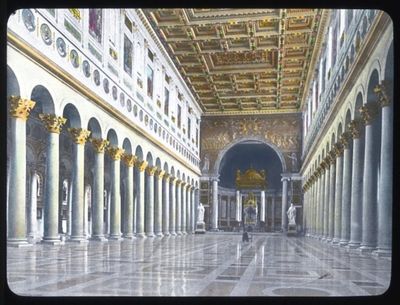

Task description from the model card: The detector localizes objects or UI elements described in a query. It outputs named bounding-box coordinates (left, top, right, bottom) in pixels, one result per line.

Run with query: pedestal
left=195, top=221, right=206, bottom=234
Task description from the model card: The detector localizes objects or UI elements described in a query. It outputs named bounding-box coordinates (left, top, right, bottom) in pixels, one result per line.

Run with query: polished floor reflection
left=7, top=233, right=391, bottom=296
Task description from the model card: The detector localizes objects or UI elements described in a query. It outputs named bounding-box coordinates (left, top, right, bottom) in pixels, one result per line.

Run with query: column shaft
left=333, top=152, right=343, bottom=244
left=91, top=148, right=106, bottom=240
left=323, top=165, right=330, bottom=240
left=145, top=168, right=155, bottom=237
left=340, top=139, right=352, bottom=245
left=162, top=176, right=170, bottom=235
left=28, top=172, right=38, bottom=240
left=123, top=166, right=134, bottom=238
left=136, top=163, right=147, bottom=237
left=176, top=181, right=182, bottom=235
left=154, top=171, right=163, bottom=237
left=281, top=178, right=288, bottom=231
left=70, top=143, right=85, bottom=241
left=212, top=179, right=219, bottom=230
left=260, top=191, right=266, bottom=222
left=328, top=160, right=336, bottom=241
left=169, top=179, right=176, bottom=235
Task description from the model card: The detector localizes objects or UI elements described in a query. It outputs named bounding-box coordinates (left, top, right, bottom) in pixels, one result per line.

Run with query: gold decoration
left=137, top=160, right=148, bottom=172
left=171, top=176, right=178, bottom=185
left=38, top=113, right=67, bottom=134
left=68, top=128, right=91, bottom=145
left=359, top=104, right=378, bottom=125
left=156, top=99, right=161, bottom=108
left=107, top=146, right=125, bottom=161
left=333, top=143, right=344, bottom=157
left=339, top=132, right=350, bottom=148
left=69, top=9, right=81, bottom=21
left=155, top=168, right=165, bottom=179
left=146, top=165, right=157, bottom=176
left=163, top=173, right=171, bottom=181
left=348, top=120, right=361, bottom=139
left=9, top=96, right=36, bottom=121
left=235, top=168, right=267, bottom=189
left=121, top=153, right=137, bottom=167
left=374, top=83, right=390, bottom=107
left=90, top=138, right=109, bottom=153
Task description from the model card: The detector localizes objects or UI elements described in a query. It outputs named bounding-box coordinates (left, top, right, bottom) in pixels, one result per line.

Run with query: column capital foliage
left=9, top=96, right=36, bottom=120
left=155, top=168, right=166, bottom=179
left=146, top=165, right=157, bottom=176
left=171, top=176, right=179, bottom=184
left=328, top=150, right=336, bottom=162
left=90, top=138, right=109, bottom=153
left=163, top=173, right=171, bottom=181
left=339, top=131, right=351, bottom=148
left=68, top=128, right=91, bottom=144
left=359, top=103, right=378, bottom=125
left=107, top=146, right=125, bottom=160
left=137, top=160, right=148, bottom=172
left=348, top=119, right=362, bottom=139
left=333, top=142, right=344, bottom=157
left=121, top=153, right=137, bottom=167
left=39, top=113, right=67, bottom=134
left=374, top=83, right=390, bottom=107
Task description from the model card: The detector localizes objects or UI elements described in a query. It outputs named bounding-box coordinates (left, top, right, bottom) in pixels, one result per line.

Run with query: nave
left=7, top=233, right=390, bottom=296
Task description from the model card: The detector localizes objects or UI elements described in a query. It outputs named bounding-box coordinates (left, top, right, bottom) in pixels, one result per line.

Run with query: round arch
left=213, top=136, right=287, bottom=175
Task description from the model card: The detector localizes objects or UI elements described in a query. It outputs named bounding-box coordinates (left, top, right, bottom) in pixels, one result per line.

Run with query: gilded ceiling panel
left=143, top=8, right=327, bottom=115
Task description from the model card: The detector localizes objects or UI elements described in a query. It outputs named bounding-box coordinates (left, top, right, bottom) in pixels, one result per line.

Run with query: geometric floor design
left=7, top=233, right=391, bottom=296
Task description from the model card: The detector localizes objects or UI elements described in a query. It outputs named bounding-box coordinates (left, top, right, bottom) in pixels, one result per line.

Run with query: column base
left=108, top=235, right=123, bottom=241
left=122, top=234, right=135, bottom=239
left=41, top=238, right=63, bottom=245
left=162, top=232, right=170, bottom=237
left=155, top=232, right=164, bottom=237
left=181, top=231, right=187, bottom=235
left=359, top=245, right=376, bottom=254
left=170, top=232, right=177, bottom=236
left=90, top=236, right=108, bottom=242
left=347, top=242, right=361, bottom=249
left=372, top=248, right=392, bottom=257
left=331, top=238, right=340, bottom=244
left=326, top=238, right=333, bottom=243
left=135, top=233, right=146, bottom=238
left=176, top=231, right=182, bottom=235
left=67, top=237, right=89, bottom=243
left=146, top=233, right=155, bottom=238
left=209, top=228, right=219, bottom=232
left=7, top=239, right=32, bottom=247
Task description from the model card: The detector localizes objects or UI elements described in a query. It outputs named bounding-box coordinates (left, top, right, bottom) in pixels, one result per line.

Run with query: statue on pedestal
left=195, top=203, right=206, bottom=234
left=287, top=203, right=296, bottom=226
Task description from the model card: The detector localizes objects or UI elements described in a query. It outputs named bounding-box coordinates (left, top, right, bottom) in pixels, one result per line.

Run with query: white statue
left=287, top=203, right=296, bottom=226
left=197, top=203, right=205, bottom=223
left=287, top=152, right=298, bottom=171
left=202, top=154, right=210, bottom=173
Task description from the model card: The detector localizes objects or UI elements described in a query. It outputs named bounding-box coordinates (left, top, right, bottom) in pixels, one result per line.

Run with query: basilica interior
left=6, top=8, right=393, bottom=297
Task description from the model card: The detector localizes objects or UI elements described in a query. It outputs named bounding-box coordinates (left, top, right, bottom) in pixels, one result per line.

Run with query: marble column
left=68, top=128, right=91, bottom=242
left=348, top=120, right=363, bottom=248
left=190, top=187, right=196, bottom=233
left=169, top=177, right=177, bottom=236
left=154, top=168, right=165, bottom=237
left=181, top=183, right=187, bottom=235
left=339, top=133, right=352, bottom=246
left=318, top=167, right=325, bottom=238
left=323, top=158, right=331, bottom=241
left=360, top=104, right=379, bottom=252
left=107, top=146, right=124, bottom=240
left=28, top=171, right=38, bottom=240
left=162, top=174, right=170, bottom=236
left=271, top=195, right=275, bottom=231
left=89, top=138, right=109, bottom=241
left=175, top=179, right=182, bottom=235
left=7, top=97, right=35, bottom=246
left=235, top=190, right=241, bottom=221
left=186, top=186, right=191, bottom=233
left=327, top=152, right=336, bottom=242
left=281, top=177, right=289, bottom=231
left=211, top=178, right=219, bottom=231
left=67, top=182, right=73, bottom=236
left=332, top=143, right=344, bottom=244
left=136, top=160, right=148, bottom=237
left=260, top=190, right=266, bottom=223
left=121, top=153, right=136, bottom=239
left=145, top=166, right=156, bottom=237
left=375, top=88, right=392, bottom=256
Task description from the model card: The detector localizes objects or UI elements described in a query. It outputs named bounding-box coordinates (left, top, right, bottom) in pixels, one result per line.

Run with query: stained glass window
left=89, top=9, right=102, bottom=44
left=124, top=35, right=133, bottom=76
left=146, top=65, right=154, bottom=98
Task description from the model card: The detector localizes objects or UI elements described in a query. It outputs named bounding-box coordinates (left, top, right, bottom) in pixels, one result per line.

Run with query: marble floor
left=7, top=233, right=391, bottom=296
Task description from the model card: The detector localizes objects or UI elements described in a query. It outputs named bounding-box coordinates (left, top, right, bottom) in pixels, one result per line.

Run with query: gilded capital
left=39, top=113, right=67, bottom=134
left=163, top=173, right=171, bottom=181
left=137, top=160, right=148, bottom=172
left=68, top=128, right=91, bottom=144
left=359, top=103, right=378, bottom=125
left=107, top=146, right=125, bottom=161
left=374, top=83, right=390, bottom=107
left=146, top=166, right=157, bottom=176
left=333, top=143, right=344, bottom=157
left=155, top=168, right=166, bottom=179
left=171, top=177, right=178, bottom=185
left=90, top=138, right=109, bottom=153
left=121, top=153, right=137, bottom=167
left=348, top=120, right=361, bottom=139
left=339, top=132, right=351, bottom=148
left=9, top=96, right=36, bottom=121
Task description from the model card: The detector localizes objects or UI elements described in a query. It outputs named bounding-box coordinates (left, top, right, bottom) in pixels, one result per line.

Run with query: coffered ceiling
left=143, top=9, right=328, bottom=115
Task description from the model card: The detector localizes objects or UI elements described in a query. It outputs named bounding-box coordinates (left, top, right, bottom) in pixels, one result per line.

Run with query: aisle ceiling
left=143, top=9, right=328, bottom=115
